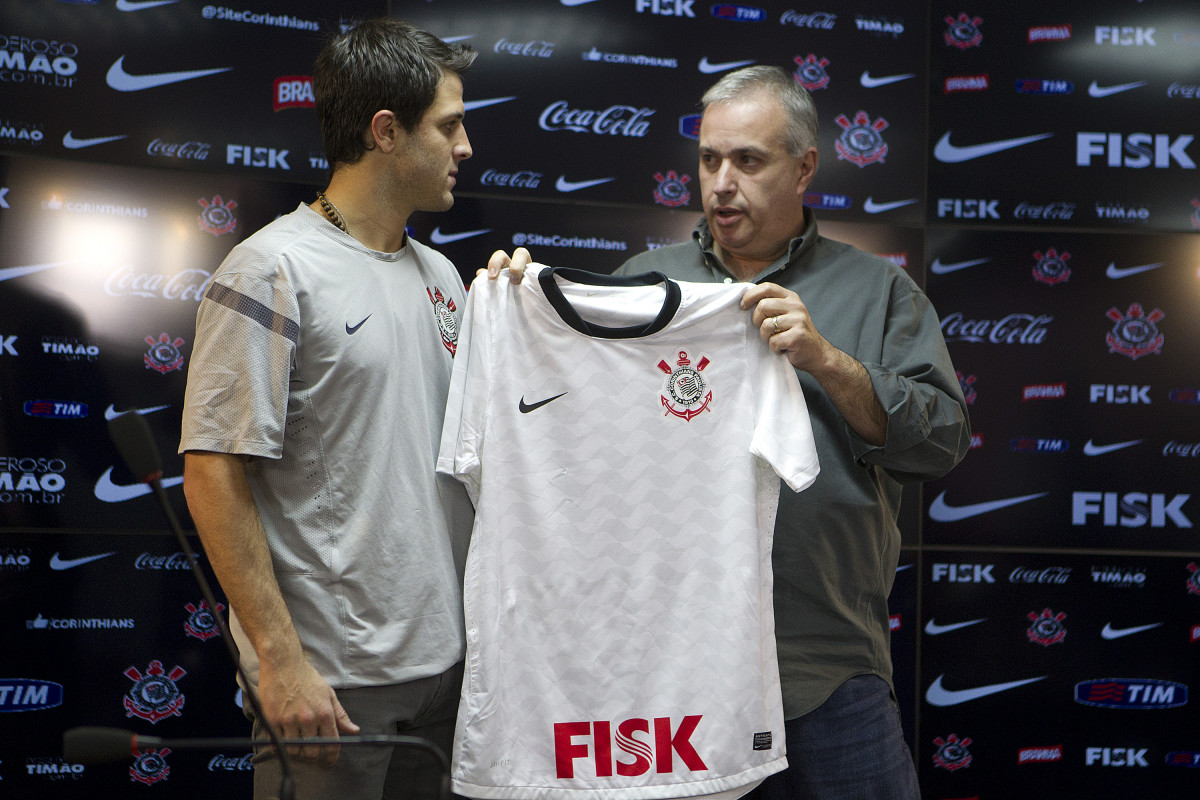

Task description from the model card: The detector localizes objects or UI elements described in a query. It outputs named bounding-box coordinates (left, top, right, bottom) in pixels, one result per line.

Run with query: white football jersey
left=438, top=266, right=820, bottom=800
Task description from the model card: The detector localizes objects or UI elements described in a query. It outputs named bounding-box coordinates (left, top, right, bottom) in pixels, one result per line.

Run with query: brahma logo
left=1075, top=679, right=1186, bottom=709
left=1019, top=745, right=1063, bottom=764
left=944, top=74, right=988, bottom=93
left=273, top=76, right=313, bottom=110
left=1029, top=25, right=1070, bottom=43
left=1023, top=383, right=1065, bottom=401
left=553, top=715, right=708, bottom=778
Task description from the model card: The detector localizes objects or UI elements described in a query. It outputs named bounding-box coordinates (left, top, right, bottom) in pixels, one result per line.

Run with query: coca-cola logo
left=1164, top=440, right=1200, bottom=457
left=494, top=38, right=554, bottom=58
left=208, top=753, right=253, bottom=772
left=480, top=169, right=542, bottom=189
left=105, top=266, right=213, bottom=303
left=781, top=10, right=836, bottom=28
left=1014, top=201, right=1075, bottom=220
left=147, top=139, right=210, bottom=160
left=538, top=101, right=655, bottom=137
left=1010, top=566, right=1072, bottom=584
left=940, top=312, right=1053, bottom=344
left=134, top=552, right=193, bottom=570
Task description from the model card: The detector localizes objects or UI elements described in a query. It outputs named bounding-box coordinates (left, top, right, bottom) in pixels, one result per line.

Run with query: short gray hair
left=700, top=66, right=818, bottom=157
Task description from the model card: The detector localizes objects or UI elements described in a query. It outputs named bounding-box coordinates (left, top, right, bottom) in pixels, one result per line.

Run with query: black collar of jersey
left=538, top=267, right=681, bottom=339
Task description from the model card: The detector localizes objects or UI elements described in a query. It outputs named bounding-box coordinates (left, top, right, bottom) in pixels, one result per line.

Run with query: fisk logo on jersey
left=554, top=715, right=708, bottom=778
left=1075, top=679, right=1186, bottom=709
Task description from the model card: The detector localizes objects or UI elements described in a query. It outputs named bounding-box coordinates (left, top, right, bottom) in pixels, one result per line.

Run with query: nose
left=456, top=126, right=473, bottom=161
left=710, top=159, right=736, bottom=197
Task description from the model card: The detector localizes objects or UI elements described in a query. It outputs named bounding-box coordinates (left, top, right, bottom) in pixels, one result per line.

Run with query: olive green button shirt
left=618, top=210, right=970, bottom=718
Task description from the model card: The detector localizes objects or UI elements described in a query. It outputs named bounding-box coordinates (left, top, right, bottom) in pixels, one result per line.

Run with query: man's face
left=698, top=92, right=816, bottom=271
left=395, top=72, right=472, bottom=213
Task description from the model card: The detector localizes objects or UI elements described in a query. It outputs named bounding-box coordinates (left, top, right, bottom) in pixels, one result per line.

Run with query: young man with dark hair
left=180, top=18, right=511, bottom=799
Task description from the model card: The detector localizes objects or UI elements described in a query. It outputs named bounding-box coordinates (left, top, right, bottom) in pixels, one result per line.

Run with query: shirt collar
left=692, top=207, right=820, bottom=283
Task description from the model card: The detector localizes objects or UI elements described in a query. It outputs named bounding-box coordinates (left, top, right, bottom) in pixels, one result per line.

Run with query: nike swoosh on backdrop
left=117, top=0, right=178, bottom=10
left=1101, top=622, right=1162, bottom=640
left=519, top=393, right=567, bottom=413
left=346, top=315, right=371, bottom=335
left=556, top=176, right=615, bottom=192
left=698, top=57, right=756, bottom=74
left=924, top=618, right=986, bottom=635
left=106, top=56, right=232, bottom=92
left=105, top=404, right=170, bottom=421
left=561, top=0, right=602, bottom=5
left=863, top=197, right=918, bottom=214
left=928, top=491, right=1048, bottom=522
left=49, top=551, right=117, bottom=570
left=925, top=674, right=1046, bottom=706
left=1087, top=80, right=1148, bottom=98
left=933, top=131, right=1054, bottom=163
left=1083, top=439, right=1142, bottom=456
left=94, top=467, right=183, bottom=502
left=1106, top=261, right=1163, bottom=279
left=430, top=227, right=491, bottom=245
left=0, top=262, right=69, bottom=283
left=63, top=132, right=128, bottom=150
left=463, top=97, right=517, bottom=112
left=930, top=257, right=990, bottom=274
left=860, top=71, right=916, bottom=88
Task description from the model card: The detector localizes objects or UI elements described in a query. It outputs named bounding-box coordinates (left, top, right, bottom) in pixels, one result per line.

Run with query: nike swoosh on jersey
left=105, top=403, right=170, bottom=421
left=346, top=315, right=371, bottom=335
left=924, top=618, right=986, bottom=635
left=860, top=71, right=916, bottom=88
left=49, top=551, right=117, bottom=570
left=106, top=56, right=232, bottom=92
left=116, top=0, right=178, bottom=10
left=925, top=674, right=1046, bottom=706
left=1082, top=439, right=1142, bottom=456
left=1087, top=80, right=1147, bottom=98
left=928, top=491, right=1048, bottom=522
left=1101, top=622, right=1162, bottom=640
left=933, top=131, right=1054, bottom=163
left=698, top=57, right=756, bottom=74
left=0, top=262, right=69, bottom=283
left=555, top=176, right=615, bottom=193
left=63, top=131, right=128, bottom=150
left=94, top=467, right=184, bottom=502
left=463, top=96, right=517, bottom=112
left=1106, top=261, right=1163, bottom=279
left=863, top=197, right=918, bottom=214
left=930, top=257, right=990, bottom=274
left=430, top=227, right=491, bottom=244
left=519, top=393, right=567, bottom=413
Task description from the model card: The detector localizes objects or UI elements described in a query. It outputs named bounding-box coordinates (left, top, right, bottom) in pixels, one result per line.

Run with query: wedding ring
left=771, top=317, right=781, bottom=335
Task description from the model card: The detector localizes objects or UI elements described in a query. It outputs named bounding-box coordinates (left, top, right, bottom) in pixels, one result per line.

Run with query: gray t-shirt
left=180, top=204, right=474, bottom=688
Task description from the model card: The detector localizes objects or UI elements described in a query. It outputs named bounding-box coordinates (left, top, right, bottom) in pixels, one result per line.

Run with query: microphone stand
left=102, top=413, right=301, bottom=798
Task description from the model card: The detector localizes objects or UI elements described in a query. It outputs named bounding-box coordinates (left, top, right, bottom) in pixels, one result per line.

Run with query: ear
left=796, top=147, right=819, bottom=195
left=369, top=110, right=402, bottom=154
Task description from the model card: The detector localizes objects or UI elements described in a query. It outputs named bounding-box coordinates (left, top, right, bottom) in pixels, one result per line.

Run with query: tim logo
left=554, top=715, right=708, bottom=778
left=1074, top=679, right=1187, bottom=709
left=124, top=660, right=186, bottom=723
left=0, top=678, right=63, bottom=711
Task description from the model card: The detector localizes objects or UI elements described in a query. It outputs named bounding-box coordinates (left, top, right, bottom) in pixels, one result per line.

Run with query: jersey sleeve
left=747, top=328, right=820, bottom=493
left=179, top=266, right=299, bottom=459
left=436, top=275, right=496, bottom=505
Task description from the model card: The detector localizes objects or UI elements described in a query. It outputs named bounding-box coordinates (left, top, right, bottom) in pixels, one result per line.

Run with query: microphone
left=64, top=726, right=450, bottom=800
left=101, top=411, right=297, bottom=800
left=64, top=725, right=449, bottom=768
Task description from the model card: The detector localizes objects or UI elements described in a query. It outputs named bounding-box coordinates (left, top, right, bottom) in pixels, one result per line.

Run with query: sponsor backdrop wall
left=1, top=1, right=1197, bottom=797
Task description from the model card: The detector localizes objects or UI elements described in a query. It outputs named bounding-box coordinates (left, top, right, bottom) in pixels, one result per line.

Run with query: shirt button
left=723, top=277, right=732, bottom=284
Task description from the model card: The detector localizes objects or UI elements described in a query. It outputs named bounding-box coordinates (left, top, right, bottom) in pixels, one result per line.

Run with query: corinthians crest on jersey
left=427, top=286, right=459, bottom=355
left=657, top=350, right=712, bottom=421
